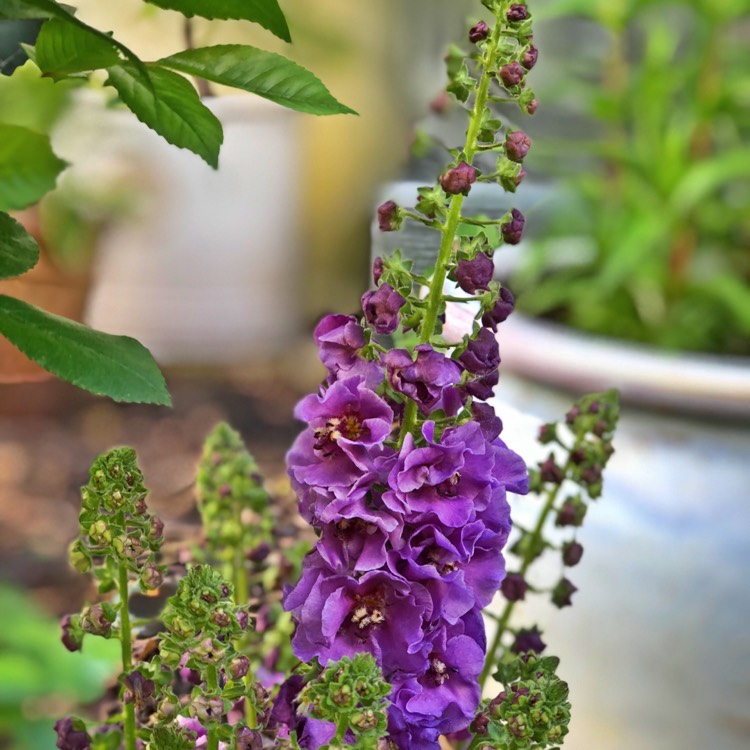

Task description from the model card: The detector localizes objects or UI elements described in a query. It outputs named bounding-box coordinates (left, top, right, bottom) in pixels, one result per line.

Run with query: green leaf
left=0, top=123, right=67, bottom=211
left=159, top=45, right=356, bottom=116
left=34, top=18, right=120, bottom=76
left=0, top=0, right=53, bottom=19
left=144, top=0, right=291, bottom=43
left=0, top=213, right=39, bottom=279
left=105, top=63, right=223, bottom=167
left=0, top=295, right=171, bottom=405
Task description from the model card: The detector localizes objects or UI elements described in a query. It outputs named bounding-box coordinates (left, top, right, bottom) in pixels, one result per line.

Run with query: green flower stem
left=397, top=16, right=506, bottom=449
left=206, top=665, right=220, bottom=750
left=479, top=458, right=572, bottom=690
left=118, top=562, right=136, bottom=750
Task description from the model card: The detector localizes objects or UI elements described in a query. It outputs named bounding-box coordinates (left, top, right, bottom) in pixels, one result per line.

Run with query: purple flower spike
left=384, top=345, right=463, bottom=416
left=469, top=21, right=490, bottom=43
left=377, top=200, right=403, bottom=232
left=505, top=131, right=532, bottom=163
left=362, top=283, right=407, bottom=334
left=501, top=208, right=525, bottom=245
left=459, top=328, right=500, bottom=376
left=455, top=252, right=494, bottom=294
left=482, top=287, right=515, bottom=331
left=439, top=161, right=477, bottom=196
left=499, top=61, right=525, bottom=87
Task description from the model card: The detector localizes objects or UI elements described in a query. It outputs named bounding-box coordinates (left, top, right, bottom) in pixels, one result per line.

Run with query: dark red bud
left=499, top=61, right=525, bottom=87
left=469, top=21, right=490, bottom=43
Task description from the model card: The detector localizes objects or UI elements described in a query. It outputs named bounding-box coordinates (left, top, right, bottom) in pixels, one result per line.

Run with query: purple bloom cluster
left=284, top=282, right=528, bottom=748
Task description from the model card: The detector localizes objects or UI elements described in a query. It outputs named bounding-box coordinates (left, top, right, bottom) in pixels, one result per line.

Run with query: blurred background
left=0, top=0, right=749, bottom=749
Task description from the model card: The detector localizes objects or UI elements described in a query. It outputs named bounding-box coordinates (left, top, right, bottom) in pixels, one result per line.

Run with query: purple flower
left=288, top=377, right=394, bottom=493
left=313, top=314, right=382, bottom=387
left=60, top=614, right=83, bottom=653
left=482, top=287, right=515, bottom=330
left=499, top=62, right=525, bottom=87
left=455, top=252, right=494, bottom=294
left=471, top=401, right=503, bottom=440
left=54, top=718, right=91, bottom=750
left=439, top=161, right=477, bottom=196
left=469, top=21, right=490, bottom=43
left=372, top=256, right=384, bottom=284
left=505, top=130, right=532, bottom=163
left=500, top=572, right=528, bottom=602
left=362, top=283, right=407, bottom=334
left=459, top=328, right=500, bottom=376
left=502, top=208, right=525, bottom=245
left=377, top=200, right=403, bottom=232
left=464, top=367, right=499, bottom=401
left=522, top=44, right=539, bottom=70
left=384, top=345, right=463, bottom=416
left=285, top=563, right=432, bottom=674
left=389, top=614, right=485, bottom=739
left=507, top=4, right=529, bottom=21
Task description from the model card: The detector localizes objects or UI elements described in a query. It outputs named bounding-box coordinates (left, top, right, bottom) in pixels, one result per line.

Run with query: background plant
left=0, top=0, right=353, bottom=405
left=510, top=0, right=750, bottom=355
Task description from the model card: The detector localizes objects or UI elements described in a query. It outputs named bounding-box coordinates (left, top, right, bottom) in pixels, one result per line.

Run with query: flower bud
left=228, top=655, right=250, bottom=680
left=505, top=130, right=532, bottom=163
left=459, top=328, right=500, bottom=376
left=60, top=614, right=84, bottom=653
left=512, top=626, right=546, bottom=655
left=501, top=572, right=528, bottom=601
left=372, top=256, right=384, bottom=284
left=141, top=564, right=164, bottom=591
left=562, top=541, right=584, bottom=567
left=537, top=422, right=557, bottom=445
left=362, top=283, right=407, bottom=334
left=122, top=670, right=155, bottom=708
left=212, top=609, right=231, bottom=628
left=540, top=454, right=564, bottom=484
left=527, top=98, right=539, bottom=114
left=455, top=251, right=494, bottom=293
left=150, top=516, right=164, bottom=540
left=236, top=609, right=250, bottom=630
left=439, top=161, right=477, bottom=196
left=429, top=90, right=450, bottom=114
left=469, top=21, right=490, bottom=43
left=68, top=541, right=90, bottom=574
left=499, top=61, right=525, bottom=87
left=556, top=497, right=587, bottom=527
left=482, top=287, right=515, bottom=330
left=522, top=44, right=538, bottom=70
left=507, top=4, right=529, bottom=22
left=377, top=200, right=404, bottom=232
left=502, top=208, right=525, bottom=245
left=247, top=540, right=271, bottom=563
left=81, top=604, right=112, bottom=637
left=54, top=717, right=91, bottom=750
left=192, top=694, right=225, bottom=723
left=88, top=520, right=111, bottom=545
left=235, top=727, right=263, bottom=750
left=551, top=577, right=578, bottom=608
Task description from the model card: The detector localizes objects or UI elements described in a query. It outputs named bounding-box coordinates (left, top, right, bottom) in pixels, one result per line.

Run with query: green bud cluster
left=475, top=654, right=571, bottom=749
left=298, top=655, right=391, bottom=749
left=69, top=447, right=165, bottom=595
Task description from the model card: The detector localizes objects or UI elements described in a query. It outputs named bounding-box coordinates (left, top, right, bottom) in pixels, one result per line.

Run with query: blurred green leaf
left=35, top=18, right=120, bottom=76
left=0, top=295, right=172, bottom=405
left=105, top=62, right=223, bottom=168
left=144, top=0, right=291, bottom=42
left=159, top=45, right=356, bottom=116
left=0, top=212, right=39, bottom=279
left=699, top=273, right=750, bottom=334
left=0, top=123, right=67, bottom=211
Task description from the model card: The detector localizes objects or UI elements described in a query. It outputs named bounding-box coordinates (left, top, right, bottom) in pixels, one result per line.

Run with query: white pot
left=54, top=93, right=302, bottom=364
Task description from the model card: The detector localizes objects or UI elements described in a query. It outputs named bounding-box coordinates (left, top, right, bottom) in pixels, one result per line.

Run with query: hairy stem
left=118, top=563, right=136, bottom=750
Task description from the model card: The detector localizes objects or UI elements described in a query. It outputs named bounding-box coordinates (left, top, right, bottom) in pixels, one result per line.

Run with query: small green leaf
left=105, top=63, right=223, bottom=167
left=144, top=0, right=291, bottom=42
left=0, top=123, right=67, bottom=211
left=0, top=213, right=39, bottom=280
left=0, top=0, right=53, bottom=19
left=0, top=295, right=171, bottom=405
left=35, top=18, right=120, bottom=76
left=159, top=45, right=356, bottom=116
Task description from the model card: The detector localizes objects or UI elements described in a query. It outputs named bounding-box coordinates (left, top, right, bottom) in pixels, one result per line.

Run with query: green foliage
left=34, top=18, right=120, bottom=76
left=160, top=46, right=357, bottom=116
left=144, top=0, right=292, bottom=43
left=105, top=63, right=224, bottom=168
left=512, top=0, right=750, bottom=355
left=0, top=585, right=118, bottom=750
left=0, top=123, right=67, bottom=211
left=299, top=655, right=392, bottom=749
left=0, top=212, right=39, bottom=279
left=148, top=726, right=197, bottom=750
left=0, top=295, right=172, bottom=406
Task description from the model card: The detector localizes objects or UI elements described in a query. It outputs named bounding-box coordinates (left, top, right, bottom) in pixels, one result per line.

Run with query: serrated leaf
left=0, top=123, right=67, bottom=211
left=105, top=63, right=223, bottom=167
left=0, top=295, right=171, bottom=405
left=0, top=213, right=39, bottom=280
left=35, top=18, right=120, bottom=76
left=144, top=0, right=291, bottom=42
left=159, top=45, right=355, bottom=116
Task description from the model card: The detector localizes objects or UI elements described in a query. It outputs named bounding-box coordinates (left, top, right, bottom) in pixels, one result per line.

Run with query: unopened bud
left=439, top=161, right=477, bottom=196
left=499, top=61, right=525, bottom=87
left=377, top=200, right=404, bottom=232
left=505, top=130, right=532, bottom=162
left=229, top=655, right=250, bottom=680
left=562, top=541, right=584, bottom=567
left=469, top=21, right=490, bottom=43
left=507, top=4, right=529, bottom=22
left=501, top=208, right=525, bottom=245
left=551, top=577, right=578, bottom=608
left=522, top=44, right=538, bottom=70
